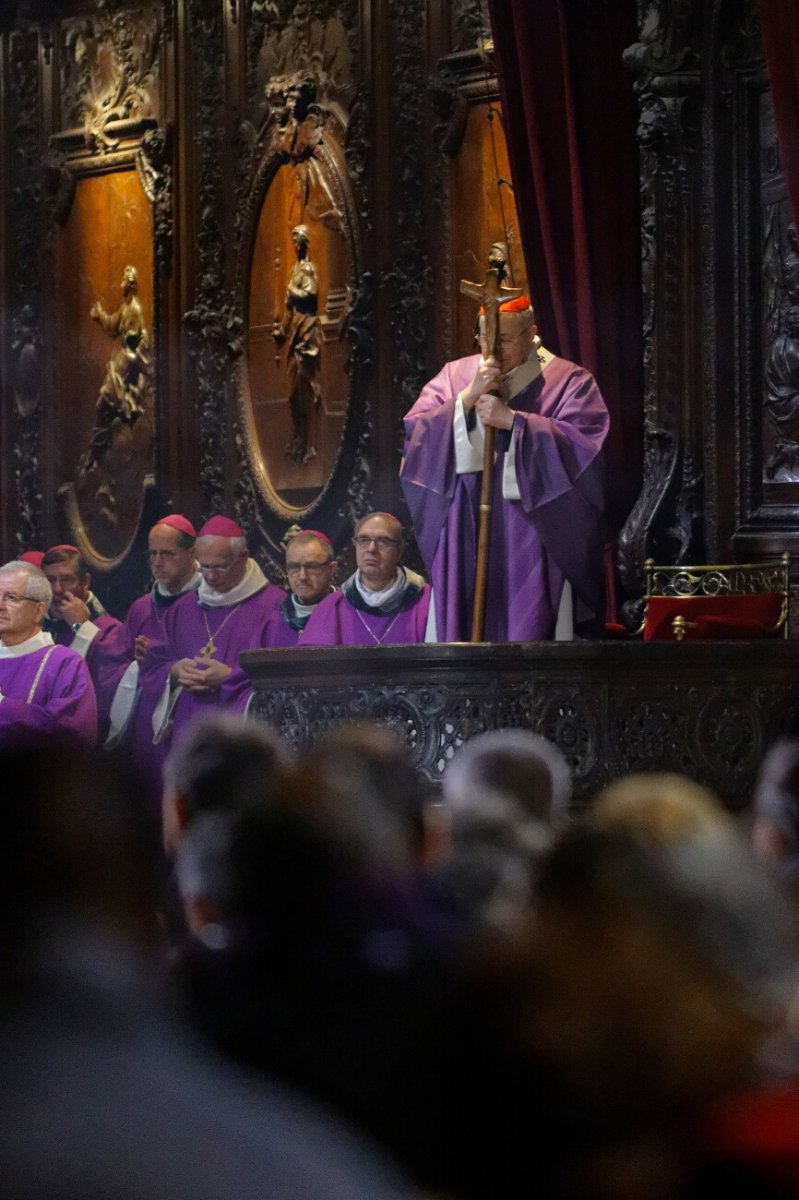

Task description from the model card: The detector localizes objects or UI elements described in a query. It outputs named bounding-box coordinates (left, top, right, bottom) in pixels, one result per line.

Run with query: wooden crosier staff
left=460, top=259, right=522, bottom=641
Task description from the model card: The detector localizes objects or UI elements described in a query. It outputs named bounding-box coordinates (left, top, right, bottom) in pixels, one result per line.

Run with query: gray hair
left=196, top=534, right=247, bottom=559
left=443, top=729, right=572, bottom=830
left=0, top=561, right=52, bottom=609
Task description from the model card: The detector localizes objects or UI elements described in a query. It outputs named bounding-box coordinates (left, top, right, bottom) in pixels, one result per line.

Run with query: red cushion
left=643, top=593, right=784, bottom=641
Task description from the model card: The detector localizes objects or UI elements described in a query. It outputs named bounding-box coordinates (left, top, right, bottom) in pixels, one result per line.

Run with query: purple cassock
left=115, top=584, right=198, bottom=813
left=301, top=572, right=430, bottom=646
left=262, top=595, right=304, bottom=648
left=48, top=599, right=131, bottom=739
left=140, top=579, right=284, bottom=754
left=401, top=352, right=609, bottom=642
left=0, top=634, right=97, bottom=743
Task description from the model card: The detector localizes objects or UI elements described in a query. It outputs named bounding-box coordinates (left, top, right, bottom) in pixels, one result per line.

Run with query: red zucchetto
left=197, top=516, right=246, bottom=539
left=155, top=514, right=197, bottom=539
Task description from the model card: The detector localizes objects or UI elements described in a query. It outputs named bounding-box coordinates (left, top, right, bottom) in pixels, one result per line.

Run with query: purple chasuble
left=140, top=583, right=284, bottom=750
left=0, top=640, right=97, bottom=744
left=121, top=592, right=176, bottom=812
left=401, top=352, right=609, bottom=642
left=51, top=612, right=132, bottom=738
left=263, top=601, right=302, bottom=648
left=125, top=591, right=171, bottom=650
left=301, top=586, right=430, bottom=646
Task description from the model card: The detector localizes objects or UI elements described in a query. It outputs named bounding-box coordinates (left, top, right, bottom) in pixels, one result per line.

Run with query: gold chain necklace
left=200, top=602, right=243, bottom=658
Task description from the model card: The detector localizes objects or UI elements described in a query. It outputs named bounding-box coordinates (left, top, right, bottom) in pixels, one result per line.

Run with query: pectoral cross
left=200, top=639, right=217, bottom=658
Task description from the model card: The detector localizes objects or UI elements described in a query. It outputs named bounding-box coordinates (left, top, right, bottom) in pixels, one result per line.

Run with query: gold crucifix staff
left=460, top=249, right=522, bottom=642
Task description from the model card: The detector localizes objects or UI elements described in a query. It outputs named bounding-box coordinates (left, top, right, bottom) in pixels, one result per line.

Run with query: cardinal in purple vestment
left=0, top=560, right=97, bottom=744
left=401, top=296, right=609, bottom=642
left=140, top=517, right=283, bottom=754
left=302, top=513, right=430, bottom=646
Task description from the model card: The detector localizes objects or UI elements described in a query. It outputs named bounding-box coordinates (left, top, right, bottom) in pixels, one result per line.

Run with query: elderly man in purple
left=264, top=529, right=338, bottom=646
left=401, top=295, right=609, bottom=642
left=141, top=516, right=283, bottom=749
left=0, top=560, right=97, bottom=742
left=302, top=512, right=429, bottom=646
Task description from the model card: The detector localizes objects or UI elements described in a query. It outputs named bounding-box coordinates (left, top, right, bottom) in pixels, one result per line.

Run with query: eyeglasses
left=0, top=592, right=37, bottom=606
left=352, top=536, right=401, bottom=549
left=198, top=563, right=237, bottom=575
left=286, top=561, right=331, bottom=574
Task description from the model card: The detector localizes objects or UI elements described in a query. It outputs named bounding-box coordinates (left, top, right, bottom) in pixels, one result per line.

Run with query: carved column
left=6, top=29, right=45, bottom=556
left=183, top=0, right=235, bottom=518
left=618, top=2, right=703, bottom=604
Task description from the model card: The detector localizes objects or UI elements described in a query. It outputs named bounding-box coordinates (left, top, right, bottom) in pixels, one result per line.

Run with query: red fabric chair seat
left=643, top=593, right=784, bottom=641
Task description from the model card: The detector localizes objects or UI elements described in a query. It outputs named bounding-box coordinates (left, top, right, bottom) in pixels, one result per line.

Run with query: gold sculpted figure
left=79, top=264, right=151, bottom=480
left=273, top=225, right=323, bottom=465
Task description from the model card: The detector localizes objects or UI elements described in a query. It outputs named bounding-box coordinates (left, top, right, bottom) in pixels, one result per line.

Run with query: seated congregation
left=4, top=718, right=799, bottom=1200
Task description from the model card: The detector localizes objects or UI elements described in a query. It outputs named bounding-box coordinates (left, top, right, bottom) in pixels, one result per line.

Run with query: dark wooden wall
left=0, top=0, right=528, bottom=615
left=617, top=0, right=799, bottom=629
left=1, top=0, right=796, bottom=626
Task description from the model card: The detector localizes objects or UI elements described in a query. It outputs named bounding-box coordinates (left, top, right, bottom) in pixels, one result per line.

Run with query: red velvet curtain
left=758, top=0, right=799, bottom=232
left=487, top=0, right=642, bottom=531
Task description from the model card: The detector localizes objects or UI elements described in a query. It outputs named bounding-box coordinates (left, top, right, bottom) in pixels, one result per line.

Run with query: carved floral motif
left=8, top=30, right=44, bottom=554
left=137, top=125, right=174, bottom=276
left=59, top=2, right=160, bottom=153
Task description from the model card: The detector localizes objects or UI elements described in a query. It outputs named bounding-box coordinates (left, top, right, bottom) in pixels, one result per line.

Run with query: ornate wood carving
left=243, top=640, right=799, bottom=804
left=450, top=0, right=492, bottom=55
left=620, top=0, right=799, bottom=613
left=35, top=5, right=167, bottom=571
left=7, top=29, right=45, bottom=555
left=137, top=125, right=174, bottom=277
left=58, top=3, right=160, bottom=154
left=386, top=0, right=432, bottom=429
left=230, top=2, right=369, bottom=577
left=618, top=2, right=702, bottom=598
left=183, top=0, right=231, bottom=517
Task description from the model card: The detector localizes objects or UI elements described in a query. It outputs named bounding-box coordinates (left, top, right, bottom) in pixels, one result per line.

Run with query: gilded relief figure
left=79, top=264, right=152, bottom=481
left=273, top=225, right=323, bottom=465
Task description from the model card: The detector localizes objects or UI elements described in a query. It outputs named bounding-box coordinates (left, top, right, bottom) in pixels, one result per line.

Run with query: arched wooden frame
left=237, top=130, right=363, bottom=524
left=48, top=128, right=163, bottom=574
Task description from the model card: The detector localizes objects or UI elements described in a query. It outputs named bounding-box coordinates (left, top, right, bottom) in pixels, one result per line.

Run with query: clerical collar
left=280, top=592, right=319, bottom=632
left=198, top=557, right=269, bottom=608
left=502, top=337, right=553, bottom=400
left=153, top=569, right=201, bottom=604
left=0, top=630, right=53, bottom=658
left=355, top=568, right=405, bottom=608
left=342, top=567, right=426, bottom=615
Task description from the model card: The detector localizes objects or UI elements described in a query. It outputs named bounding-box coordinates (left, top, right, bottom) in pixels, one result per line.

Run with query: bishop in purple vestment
left=264, top=528, right=338, bottom=647
left=302, top=513, right=430, bottom=646
left=140, top=517, right=283, bottom=753
left=0, top=561, right=97, bottom=744
left=108, top=514, right=201, bottom=810
left=401, top=297, right=609, bottom=642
